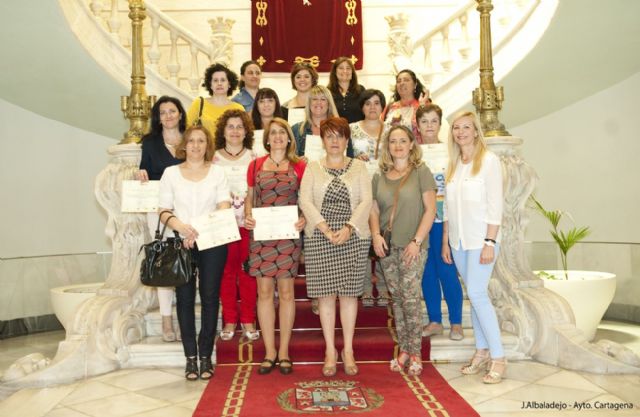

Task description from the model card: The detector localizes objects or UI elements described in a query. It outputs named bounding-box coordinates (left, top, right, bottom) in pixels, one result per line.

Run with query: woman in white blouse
left=442, top=112, right=505, bottom=384
left=158, top=125, right=231, bottom=381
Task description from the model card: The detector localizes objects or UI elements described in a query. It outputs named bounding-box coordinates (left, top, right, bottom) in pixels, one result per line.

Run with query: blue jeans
left=451, top=243, right=503, bottom=358
left=421, top=222, right=463, bottom=324
left=176, top=244, right=227, bottom=358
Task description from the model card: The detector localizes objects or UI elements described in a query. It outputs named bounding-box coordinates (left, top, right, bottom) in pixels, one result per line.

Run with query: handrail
left=412, top=0, right=476, bottom=51
left=87, top=0, right=212, bottom=95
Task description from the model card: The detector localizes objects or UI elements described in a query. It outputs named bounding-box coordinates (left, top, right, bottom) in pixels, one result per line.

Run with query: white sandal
left=219, top=324, right=236, bottom=341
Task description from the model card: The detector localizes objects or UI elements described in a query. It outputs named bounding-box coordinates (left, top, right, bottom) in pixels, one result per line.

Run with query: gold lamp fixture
left=120, top=0, right=155, bottom=144
left=473, top=0, right=510, bottom=137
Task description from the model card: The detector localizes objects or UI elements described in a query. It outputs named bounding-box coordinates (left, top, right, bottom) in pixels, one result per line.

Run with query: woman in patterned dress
left=244, top=118, right=307, bottom=375
left=299, top=117, right=372, bottom=377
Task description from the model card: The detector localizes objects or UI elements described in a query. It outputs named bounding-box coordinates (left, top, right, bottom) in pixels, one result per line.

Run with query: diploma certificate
left=121, top=180, right=160, bottom=213
left=252, top=205, right=299, bottom=241
left=253, top=130, right=267, bottom=157
left=304, top=134, right=324, bottom=161
left=420, top=143, right=448, bottom=174
left=287, top=108, right=305, bottom=127
left=365, top=160, right=380, bottom=179
left=222, top=165, right=249, bottom=197
left=191, top=208, right=241, bottom=250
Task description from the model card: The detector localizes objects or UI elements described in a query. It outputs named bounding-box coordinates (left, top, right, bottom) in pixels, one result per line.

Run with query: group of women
left=137, top=58, right=506, bottom=384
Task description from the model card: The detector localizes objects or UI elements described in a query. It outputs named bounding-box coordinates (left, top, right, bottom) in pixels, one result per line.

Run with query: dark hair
left=320, top=116, right=351, bottom=140
left=416, top=103, right=443, bottom=123
left=214, top=109, right=255, bottom=150
left=392, top=69, right=426, bottom=102
left=290, top=63, right=319, bottom=90
left=238, top=60, right=261, bottom=90
left=327, top=57, right=362, bottom=96
left=359, top=89, right=386, bottom=110
left=176, top=125, right=215, bottom=161
left=251, top=88, right=285, bottom=129
left=148, top=95, right=186, bottom=137
left=202, top=63, right=239, bottom=96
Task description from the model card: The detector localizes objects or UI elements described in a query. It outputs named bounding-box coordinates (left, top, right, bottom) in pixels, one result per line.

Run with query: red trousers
left=220, top=227, right=257, bottom=324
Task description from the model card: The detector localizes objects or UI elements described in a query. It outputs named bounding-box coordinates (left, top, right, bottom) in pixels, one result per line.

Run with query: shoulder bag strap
left=387, top=166, right=413, bottom=233
left=374, top=123, right=384, bottom=160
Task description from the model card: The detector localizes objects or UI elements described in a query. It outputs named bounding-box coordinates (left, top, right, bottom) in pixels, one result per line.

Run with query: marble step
left=124, top=329, right=526, bottom=368
left=429, top=330, right=527, bottom=362
left=143, top=299, right=475, bottom=337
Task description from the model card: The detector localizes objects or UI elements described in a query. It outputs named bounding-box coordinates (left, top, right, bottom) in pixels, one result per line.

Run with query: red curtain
left=251, top=0, right=363, bottom=72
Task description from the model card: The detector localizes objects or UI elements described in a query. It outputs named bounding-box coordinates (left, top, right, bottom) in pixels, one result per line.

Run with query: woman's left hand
left=183, top=237, right=196, bottom=250
left=402, top=241, right=421, bottom=266
left=294, top=216, right=306, bottom=232
left=480, top=245, right=495, bottom=264
left=330, top=226, right=352, bottom=245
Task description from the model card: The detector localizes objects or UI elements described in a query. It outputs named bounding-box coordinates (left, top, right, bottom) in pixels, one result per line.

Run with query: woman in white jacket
left=442, top=112, right=505, bottom=384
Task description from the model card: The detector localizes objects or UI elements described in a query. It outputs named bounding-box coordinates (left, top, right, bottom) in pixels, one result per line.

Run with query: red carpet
left=193, top=363, right=479, bottom=417
left=216, top=277, right=430, bottom=364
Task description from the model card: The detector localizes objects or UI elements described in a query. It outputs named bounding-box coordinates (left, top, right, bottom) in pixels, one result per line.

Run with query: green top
left=372, top=164, right=437, bottom=249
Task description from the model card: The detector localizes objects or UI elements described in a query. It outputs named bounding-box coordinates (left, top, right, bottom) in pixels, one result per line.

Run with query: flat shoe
left=258, top=357, right=278, bottom=375
left=422, top=322, right=444, bottom=337
left=279, top=358, right=294, bottom=375
left=449, top=325, right=464, bottom=341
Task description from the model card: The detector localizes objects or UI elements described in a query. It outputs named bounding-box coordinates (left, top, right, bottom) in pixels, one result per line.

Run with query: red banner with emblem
left=251, top=0, right=363, bottom=72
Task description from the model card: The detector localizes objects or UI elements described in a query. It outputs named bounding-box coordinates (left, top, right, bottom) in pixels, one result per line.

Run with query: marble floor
left=1, top=321, right=639, bottom=417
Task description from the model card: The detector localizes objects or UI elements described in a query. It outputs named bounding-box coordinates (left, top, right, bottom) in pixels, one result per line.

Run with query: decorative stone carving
left=208, top=17, right=235, bottom=66
left=0, top=144, right=157, bottom=390
left=488, top=136, right=640, bottom=374
left=385, top=14, right=412, bottom=74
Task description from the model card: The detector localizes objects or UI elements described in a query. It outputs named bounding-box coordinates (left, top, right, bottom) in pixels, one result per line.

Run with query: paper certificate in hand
left=252, top=205, right=299, bottom=241
left=121, top=180, right=160, bottom=213
left=253, top=130, right=267, bottom=157
left=304, top=134, right=324, bottom=162
left=191, top=208, right=241, bottom=250
left=222, top=165, right=249, bottom=197
left=365, top=160, right=380, bottom=179
left=287, top=108, right=305, bottom=127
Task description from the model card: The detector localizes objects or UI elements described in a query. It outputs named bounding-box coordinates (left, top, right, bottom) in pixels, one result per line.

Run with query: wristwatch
left=411, top=237, right=423, bottom=246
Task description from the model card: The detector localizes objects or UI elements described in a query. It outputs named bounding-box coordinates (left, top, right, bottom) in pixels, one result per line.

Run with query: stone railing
left=86, top=0, right=234, bottom=95
left=386, top=0, right=549, bottom=111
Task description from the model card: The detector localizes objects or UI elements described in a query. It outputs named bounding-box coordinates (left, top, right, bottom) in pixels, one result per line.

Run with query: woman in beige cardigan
left=299, top=117, right=372, bottom=377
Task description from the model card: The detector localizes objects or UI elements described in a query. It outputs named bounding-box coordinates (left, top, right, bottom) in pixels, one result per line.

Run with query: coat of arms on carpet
left=277, top=379, right=384, bottom=413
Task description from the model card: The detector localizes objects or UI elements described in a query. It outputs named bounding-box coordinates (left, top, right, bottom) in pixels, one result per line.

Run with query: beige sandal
left=483, top=358, right=507, bottom=384
left=461, top=350, right=490, bottom=375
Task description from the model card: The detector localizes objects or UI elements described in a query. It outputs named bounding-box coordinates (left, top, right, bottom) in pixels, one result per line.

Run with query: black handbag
left=140, top=211, right=196, bottom=287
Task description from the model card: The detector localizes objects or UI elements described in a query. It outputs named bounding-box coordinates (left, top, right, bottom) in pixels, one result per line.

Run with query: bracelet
left=484, top=238, right=496, bottom=243
left=344, top=223, right=354, bottom=232
left=484, top=239, right=496, bottom=247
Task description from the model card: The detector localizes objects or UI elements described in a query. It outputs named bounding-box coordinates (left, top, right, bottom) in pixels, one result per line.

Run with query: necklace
left=225, top=147, right=244, bottom=157
left=269, top=155, right=287, bottom=168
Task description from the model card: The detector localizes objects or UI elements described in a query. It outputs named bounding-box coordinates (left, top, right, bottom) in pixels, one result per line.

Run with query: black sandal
left=185, top=357, right=198, bottom=381
left=199, top=357, right=214, bottom=380
left=279, top=358, right=294, bottom=375
left=258, top=357, right=278, bottom=375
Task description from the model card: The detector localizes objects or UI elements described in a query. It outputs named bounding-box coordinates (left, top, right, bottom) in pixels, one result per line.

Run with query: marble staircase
left=126, top=297, right=526, bottom=368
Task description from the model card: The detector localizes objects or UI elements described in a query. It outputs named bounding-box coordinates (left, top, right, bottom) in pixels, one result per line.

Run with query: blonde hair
left=445, top=111, right=487, bottom=182
left=378, top=125, right=424, bottom=173
left=264, top=118, right=300, bottom=163
left=298, top=85, right=339, bottom=135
